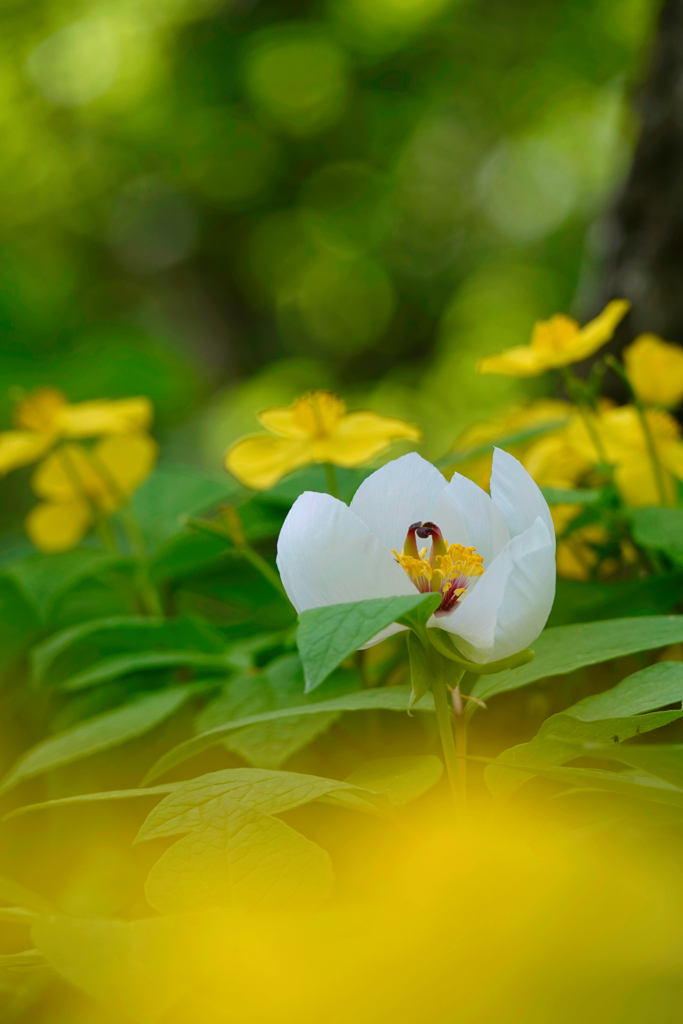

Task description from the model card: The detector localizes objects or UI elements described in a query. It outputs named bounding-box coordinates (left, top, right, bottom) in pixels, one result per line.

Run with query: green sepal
left=427, top=628, right=535, bottom=675
left=407, top=632, right=431, bottom=712
left=396, top=592, right=442, bottom=635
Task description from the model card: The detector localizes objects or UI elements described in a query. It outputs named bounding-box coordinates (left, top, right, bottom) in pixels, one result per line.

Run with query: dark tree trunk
left=591, top=0, right=683, bottom=371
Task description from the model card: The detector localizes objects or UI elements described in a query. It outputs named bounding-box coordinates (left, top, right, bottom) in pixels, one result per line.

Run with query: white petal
left=489, top=448, right=554, bottom=546
left=349, top=453, right=446, bottom=552
left=434, top=470, right=510, bottom=566
left=276, top=491, right=415, bottom=614
left=434, top=517, right=554, bottom=663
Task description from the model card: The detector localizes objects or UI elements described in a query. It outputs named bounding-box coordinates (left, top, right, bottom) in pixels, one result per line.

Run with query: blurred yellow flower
left=567, top=405, right=683, bottom=507
left=624, top=333, right=683, bottom=407
left=26, top=433, right=158, bottom=552
left=0, top=388, right=153, bottom=475
left=446, top=399, right=572, bottom=489
left=225, top=391, right=422, bottom=490
left=477, top=299, right=630, bottom=377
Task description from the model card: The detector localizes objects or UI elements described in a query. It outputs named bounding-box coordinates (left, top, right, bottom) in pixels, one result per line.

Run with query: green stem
left=561, top=368, right=612, bottom=480
left=635, top=404, right=669, bottom=507
left=605, top=355, right=670, bottom=507
left=431, top=661, right=460, bottom=807
left=324, top=463, right=338, bottom=498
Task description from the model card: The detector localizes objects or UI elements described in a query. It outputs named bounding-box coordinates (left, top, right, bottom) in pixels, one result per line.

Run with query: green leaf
left=344, top=756, right=443, bottom=805
left=4, top=786, right=176, bottom=823
left=4, top=549, right=129, bottom=622
left=0, top=687, right=195, bottom=795
left=136, top=768, right=358, bottom=843
left=143, top=686, right=435, bottom=783
left=31, top=614, right=227, bottom=688
left=472, top=616, right=683, bottom=702
left=32, top=915, right=189, bottom=1024
left=144, top=800, right=334, bottom=914
left=540, top=487, right=603, bottom=505
left=298, top=594, right=439, bottom=693
left=59, top=650, right=229, bottom=692
left=587, top=745, right=683, bottom=790
left=490, top=760, right=683, bottom=808
left=0, top=577, right=41, bottom=671
left=548, top=574, right=683, bottom=627
left=129, top=465, right=245, bottom=552
left=486, top=661, right=683, bottom=795
left=195, top=655, right=354, bottom=769
left=630, top=507, right=683, bottom=565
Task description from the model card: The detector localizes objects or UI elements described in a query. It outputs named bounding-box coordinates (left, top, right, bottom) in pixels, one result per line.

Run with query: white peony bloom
left=277, top=450, right=556, bottom=664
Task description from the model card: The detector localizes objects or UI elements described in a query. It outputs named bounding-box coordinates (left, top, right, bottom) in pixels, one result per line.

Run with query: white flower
left=277, top=450, right=556, bottom=664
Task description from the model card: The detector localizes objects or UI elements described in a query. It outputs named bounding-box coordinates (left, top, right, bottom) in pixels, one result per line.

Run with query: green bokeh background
left=0, top=0, right=656, bottom=469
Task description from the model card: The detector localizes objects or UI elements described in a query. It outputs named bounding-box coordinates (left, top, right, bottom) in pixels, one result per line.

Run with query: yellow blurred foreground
left=31, top=811, right=683, bottom=1024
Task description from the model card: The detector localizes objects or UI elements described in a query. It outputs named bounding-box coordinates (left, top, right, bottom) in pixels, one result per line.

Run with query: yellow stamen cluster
left=392, top=540, right=484, bottom=601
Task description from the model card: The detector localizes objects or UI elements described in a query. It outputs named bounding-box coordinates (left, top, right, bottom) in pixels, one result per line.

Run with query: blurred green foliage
left=0, top=0, right=657, bottom=461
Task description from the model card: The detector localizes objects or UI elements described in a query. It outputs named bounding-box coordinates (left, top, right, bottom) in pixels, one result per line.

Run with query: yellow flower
left=624, top=333, right=683, bottom=407
left=567, top=405, right=683, bottom=507
left=0, top=388, right=153, bottom=475
left=225, top=391, right=422, bottom=490
left=446, top=400, right=573, bottom=489
left=26, top=433, right=158, bottom=552
left=477, top=300, right=630, bottom=377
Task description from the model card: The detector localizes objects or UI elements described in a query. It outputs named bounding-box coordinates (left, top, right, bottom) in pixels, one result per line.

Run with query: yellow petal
left=59, top=396, right=153, bottom=438
left=613, top=458, right=677, bottom=507
left=522, top=434, right=590, bottom=488
left=477, top=347, right=552, bottom=377
left=556, top=538, right=594, bottom=581
left=257, top=392, right=346, bottom=439
left=0, top=431, right=53, bottom=474
left=13, top=388, right=65, bottom=433
left=25, top=499, right=92, bottom=552
left=624, top=334, right=683, bottom=407
left=530, top=314, right=580, bottom=353
left=31, top=444, right=98, bottom=502
left=93, top=433, right=159, bottom=506
left=311, top=411, right=422, bottom=467
left=225, top=435, right=312, bottom=490
left=567, top=299, right=631, bottom=363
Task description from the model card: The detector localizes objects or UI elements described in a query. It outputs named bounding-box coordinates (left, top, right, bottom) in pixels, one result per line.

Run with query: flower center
left=392, top=521, right=484, bottom=612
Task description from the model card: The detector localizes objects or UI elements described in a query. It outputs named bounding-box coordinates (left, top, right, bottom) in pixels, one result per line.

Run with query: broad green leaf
left=149, top=499, right=286, bottom=584
left=129, top=465, right=244, bottom=551
left=540, top=487, right=602, bottom=505
left=144, top=800, right=334, bottom=914
left=0, top=875, right=54, bottom=914
left=486, top=662, right=683, bottom=795
left=0, top=688, right=195, bottom=795
left=298, top=594, right=439, bottom=692
left=472, top=616, right=683, bottom=702
left=4, top=549, right=129, bottom=621
left=4, top=786, right=176, bottom=823
left=136, top=768, right=357, bottom=843
left=0, top=577, right=41, bottom=671
left=490, top=760, right=683, bottom=808
left=344, top=756, right=443, bottom=806
left=143, top=686, right=435, bottom=783
left=486, top=710, right=683, bottom=796
left=407, top=632, right=431, bottom=708
left=195, top=655, right=354, bottom=769
left=630, top=507, right=683, bottom=565
left=31, top=614, right=227, bottom=688
left=548, top=573, right=683, bottom=628
left=32, top=915, right=189, bottom=1024
left=59, top=650, right=230, bottom=692
left=589, top=745, right=683, bottom=791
